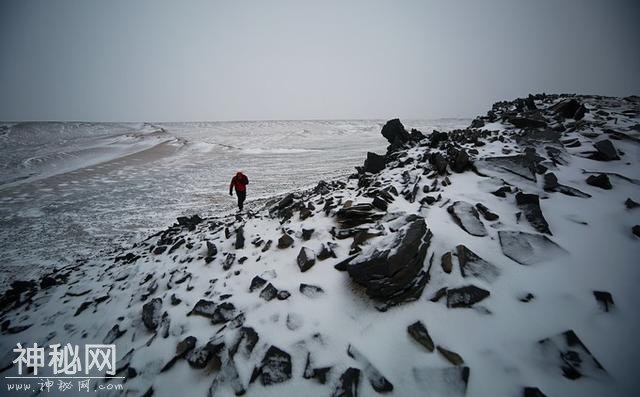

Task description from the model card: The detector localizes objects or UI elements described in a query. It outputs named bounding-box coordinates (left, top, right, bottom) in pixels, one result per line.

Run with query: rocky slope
left=1, top=94, right=639, bottom=396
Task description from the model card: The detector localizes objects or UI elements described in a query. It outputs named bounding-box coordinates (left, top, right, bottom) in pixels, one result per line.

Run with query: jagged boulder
left=347, top=216, right=431, bottom=307
left=586, top=174, right=612, bottom=190
left=188, top=299, right=217, bottom=318
left=381, top=118, right=410, bottom=150
left=142, top=298, right=162, bottom=331
left=277, top=234, right=294, bottom=249
left=364, top=152, right=386, bottom=174
left=176, top=214, right=203, bottom=231
left=336, top=203, right=384, bottom=228
left=590, top=139, right=620, bottom=161
left=296, top=247, right=316, bottom=272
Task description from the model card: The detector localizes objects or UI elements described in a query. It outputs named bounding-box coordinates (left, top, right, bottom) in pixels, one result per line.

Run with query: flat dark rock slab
left=498, top=231, right=567, bottom=265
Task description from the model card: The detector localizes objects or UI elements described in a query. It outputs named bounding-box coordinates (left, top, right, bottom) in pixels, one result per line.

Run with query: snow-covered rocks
left=347, top=216, right=431, bottom=308
left=498, top=231, right=567, bottom=265
left=2, top=94, right=638, bottom=396
left=447, top=201, right=488, bottom=236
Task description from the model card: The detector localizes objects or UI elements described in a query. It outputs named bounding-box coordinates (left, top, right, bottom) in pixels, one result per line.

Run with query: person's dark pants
left=236, top=190, right=246, bottom=211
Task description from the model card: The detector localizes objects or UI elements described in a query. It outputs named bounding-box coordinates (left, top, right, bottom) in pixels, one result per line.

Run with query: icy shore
left=1, top=94, right=639, bottom=396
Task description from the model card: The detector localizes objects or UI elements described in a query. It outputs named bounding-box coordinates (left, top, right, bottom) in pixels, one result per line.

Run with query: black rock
left=509, top=117, right=547, bottom=129
left=475, top=203, right=499, bottom=221
left=586, top=174, right=612, bottom=190
left=552, top=98, right=581, bottom=119
left=519, top=293, right=535, bottom=303
left=334, top=254, right=358, bottom=271
left=251, top=346, right=292, bottom=386
left=347, top=217, right=431, bottom=306
left=220, top=253, right=235, bottom=271
left=492, top=186, right=512, bottom=197
left=593, top=290, right=614, bottom=312
left=211, top=302, right=236, bottom=324
left=457, top=245, right=500, bottom=282
left=407, top=321, right=434, bottom=352
left=170, top=293, right=181, bottom=305
left=297, top=247, right=316, bottom=272
left=590, top=139, right=620, bottom=161
left=625, top=198, right=640, bottom=209
left=249, top=276, right=267, bottom=292
left=189, top=299, right=217, bottom=318
left=39, top=276, right=59, bottom=289
left=317, top=243, right=337, bottom=260
left=206, top=241, right=217, bottom=258
left=543, top=173, right=559, bottom=191
left=142, top=298, right=162, bottom=331
left=230, top=326, right=259, bottom=359
left=153, top=246, right=167, bottom=255
left=332, top=367, right=361, bottom=397
left=176, top=214, right=203, bottom=230
left=161, top=336, right=197, bottom=372
left=299, top=283, right=324, bottom=298
left=336, top=203, right=383, bottom=228
left=516, top=192, right=552, bottom=235
left=187, top=338, right=225, bottom=369
left=633, top=225, right=640, bottom=238
left=446, top=285, right=490, bottom=308
left=450, top=149, right=471, bottom=173
left=429, top=153, right=448, bottom=175
left=277, top=290, right=291, bottom=300
left=381, top=119, right=410, bottom=149
left=261, top=239, right=272, bottom=252
left=301, top=228, right=314, bottom=241
left=235, top=227, right=245, bottom=249
left=277, top=234, right=294, bottom=249
left=440, top=252, right=452, bottom=274
left=260, top=283, right=278, bottom=301
left=410, top=128, right=426, bottom=141
left=436, top=346, right=464, bottom=365
left=364, top=152, right=386, bottom=174
left=371, top=196, right=388, bottom=211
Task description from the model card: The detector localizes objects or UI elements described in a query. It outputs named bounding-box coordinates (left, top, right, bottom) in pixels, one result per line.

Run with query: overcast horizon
left=1, top=0, right=639, bottom=122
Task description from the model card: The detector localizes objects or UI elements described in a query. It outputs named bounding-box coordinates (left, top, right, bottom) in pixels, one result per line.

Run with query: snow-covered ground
left=0, top=119, right=469, bottom=288
left=1, top=95, right=639, bottom=397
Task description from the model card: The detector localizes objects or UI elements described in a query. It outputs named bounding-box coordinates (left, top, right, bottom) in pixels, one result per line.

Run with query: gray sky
left=1, top=0, right=639, bottom=122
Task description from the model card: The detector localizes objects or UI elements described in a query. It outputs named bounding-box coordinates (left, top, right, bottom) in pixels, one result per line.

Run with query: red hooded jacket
left=230, top=172, right=249, bottom=194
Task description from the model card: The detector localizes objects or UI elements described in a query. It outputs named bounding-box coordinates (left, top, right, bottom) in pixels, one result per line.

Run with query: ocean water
left=0, top=119, right=469, bottom=287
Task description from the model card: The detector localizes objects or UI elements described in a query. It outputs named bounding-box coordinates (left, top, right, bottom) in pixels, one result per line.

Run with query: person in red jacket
left=229, top=171, right=249, bottom=212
